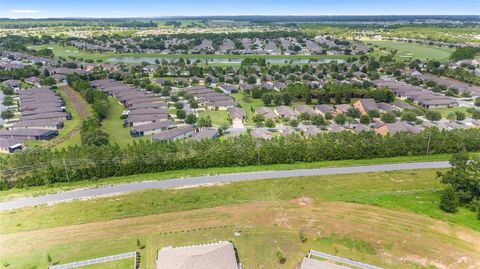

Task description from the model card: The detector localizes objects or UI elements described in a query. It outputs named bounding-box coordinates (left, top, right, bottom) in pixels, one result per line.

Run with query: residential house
left=0, top=138, right=23, bottom=154
left=375, top=122, right=422, bottom=135
left=152, top=126, right=195, bottom=141
left=255, top=107, right=276, bottom=119
left=156, top=241, right=239, bottom=269
left=274, top=106, right=298, bottom=120
left=353, top=99, right=379, bottom=114
left=190, top=128, right=219, bottom=141
left=130, top=120, right=176, bottom=137
left=0, top=129, right=58, bottom=140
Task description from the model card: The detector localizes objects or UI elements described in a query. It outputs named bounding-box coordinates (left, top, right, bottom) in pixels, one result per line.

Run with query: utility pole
left=426, top=131, right=432, bottom=156
left=63, top=159, right=70, bottom=182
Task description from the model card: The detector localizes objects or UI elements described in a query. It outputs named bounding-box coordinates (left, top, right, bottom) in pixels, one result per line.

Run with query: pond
left=106, top=56, right=346, bottom=65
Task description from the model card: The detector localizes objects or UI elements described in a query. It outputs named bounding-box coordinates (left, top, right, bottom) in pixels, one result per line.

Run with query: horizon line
left=1, top=14, right=479, bottom=20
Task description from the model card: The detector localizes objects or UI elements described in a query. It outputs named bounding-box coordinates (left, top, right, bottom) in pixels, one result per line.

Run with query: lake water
left=106, top=57, right=345, bottom=65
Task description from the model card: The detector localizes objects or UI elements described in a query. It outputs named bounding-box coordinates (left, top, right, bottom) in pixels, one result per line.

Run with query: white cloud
left=10, top=9, right=40, bottom=14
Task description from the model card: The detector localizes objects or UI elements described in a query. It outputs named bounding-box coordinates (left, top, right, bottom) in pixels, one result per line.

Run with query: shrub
left=439, top=187, right=459, bottom=213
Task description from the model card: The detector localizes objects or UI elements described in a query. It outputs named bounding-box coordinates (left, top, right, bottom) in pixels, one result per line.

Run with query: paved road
left=0, top=161, right=450, bottom=211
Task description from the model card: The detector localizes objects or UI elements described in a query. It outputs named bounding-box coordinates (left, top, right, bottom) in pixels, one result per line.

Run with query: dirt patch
left=2, top=201, right=480, bottom=268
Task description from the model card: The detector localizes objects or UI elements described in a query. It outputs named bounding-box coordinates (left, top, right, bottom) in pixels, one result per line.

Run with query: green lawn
left=101, top=97, right=149, bottom=146
left=230, top=92, right=264, bottom=126
left=431, top=106, right=470, bottom=118
left=198, top=110, right=230, bottom=126
left=364, top=40, right=454, bottom=61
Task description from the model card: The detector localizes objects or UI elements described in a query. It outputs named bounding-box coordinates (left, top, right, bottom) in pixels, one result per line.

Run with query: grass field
left=431, top=106, right=471, bottom=118
left=1, top=169, right=480, bottom=269
left=198, top=110, right=230, bottom=126
left=29, top=44, right=350, bottom=62
left=102, top=97, right=149, bottom=146
left=364, top=40, right=454, bottom=61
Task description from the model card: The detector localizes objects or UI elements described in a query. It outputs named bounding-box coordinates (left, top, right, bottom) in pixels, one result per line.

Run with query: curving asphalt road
left=0, top=161, right=450, bottom=211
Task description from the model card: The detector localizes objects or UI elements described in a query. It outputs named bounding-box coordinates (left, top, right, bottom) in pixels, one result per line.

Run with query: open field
left=1, top=169, right=480, bottom=269
left=364, top=40, right=454, bottom=61
left=0, top=153, right=470, bottom=202
left=29, top=44, right=350, bottom=62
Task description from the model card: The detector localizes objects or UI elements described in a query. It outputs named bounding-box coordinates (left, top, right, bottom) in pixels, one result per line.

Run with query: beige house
left=156, top=241, right=239, bottom=269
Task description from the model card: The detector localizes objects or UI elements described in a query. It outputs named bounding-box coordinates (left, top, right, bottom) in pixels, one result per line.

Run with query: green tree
left=311, top=115, right=326, bottom=126
left=425, top=111, right=442, bottom=122
left=298, top=112, right=311, bottom=122
left=359, top=114, right=371, bottom=125
left=334, top=113, right=346, bottom=125
left=346, top=108, right=361, bottom=119
left=437, top=153, right=480, bottom=207
left=401, top=112, right=417, bottom=122
left=261, top=93, right=272, bottom=106
left=81, top=129, right=109, bottom=146
left=2, top=96, right=13, bottom=106
left=446, top=112, right=457, bottom=122
left=439, top=187, right=459, bottom=213
left=380, top=112, right=396, bottom=123
left=176, top=109, right=186, bottom=119
left=475, top=97, right=480, bottom=107
left=185, top=114, right=197, bottom=124
left=455, top=111, right=466, bottom=121
left=367, top=110, right=380, bottom=119
left=265, top=118, right=275, bottom=128
left=197, top=116, right=212, bottom=128
left=252, top=114, right=265, bottom=127
left=1, top=110, right=14, bottom=121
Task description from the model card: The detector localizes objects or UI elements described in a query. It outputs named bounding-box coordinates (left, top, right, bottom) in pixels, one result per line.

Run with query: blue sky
left=0, top=0, right=478, bottom=18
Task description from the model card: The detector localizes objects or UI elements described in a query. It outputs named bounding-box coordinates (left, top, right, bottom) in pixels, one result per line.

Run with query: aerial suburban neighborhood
left=0, top=1, right=480, bottom=269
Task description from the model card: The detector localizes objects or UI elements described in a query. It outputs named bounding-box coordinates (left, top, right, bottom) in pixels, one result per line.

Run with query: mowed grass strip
left=2, top=168, right=479, bottom=234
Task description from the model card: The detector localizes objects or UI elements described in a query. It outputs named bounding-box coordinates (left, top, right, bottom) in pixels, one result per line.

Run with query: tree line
left=1, top=128, right=480, bottom=190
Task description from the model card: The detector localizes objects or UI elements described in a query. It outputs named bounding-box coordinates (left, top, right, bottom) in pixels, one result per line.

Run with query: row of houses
left=254, top=99, right=409, bottom=122
left=0, top=87, right=67, bottom=152
left=90, top=79, right=174, bottom=136
left=409, top=70, right=480, bottom=97
left=373, top=79, right=459, bottom=109
left=180, top=86, right=236, bottom=110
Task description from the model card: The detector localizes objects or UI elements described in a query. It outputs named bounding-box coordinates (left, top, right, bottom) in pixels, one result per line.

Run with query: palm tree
left=446, top=112, right=457, bottom=122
